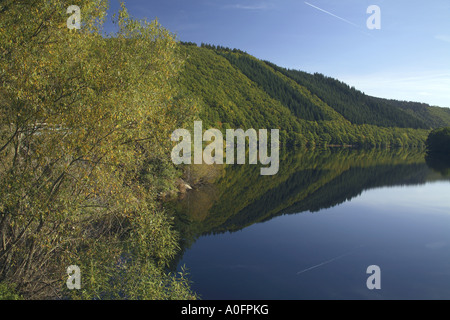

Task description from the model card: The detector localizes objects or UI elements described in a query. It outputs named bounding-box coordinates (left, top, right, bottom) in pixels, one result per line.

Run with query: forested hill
left=179, top=42, right=450, bottom=148
left=266, top=63, right=450, bottom=129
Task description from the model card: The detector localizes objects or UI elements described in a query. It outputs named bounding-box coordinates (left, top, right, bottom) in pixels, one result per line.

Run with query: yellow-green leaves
left=0, top=0, right=197, bottom=300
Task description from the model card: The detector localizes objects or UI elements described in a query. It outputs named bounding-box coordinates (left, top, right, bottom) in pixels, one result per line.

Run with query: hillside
left=179, top=43, right=450, bottom=148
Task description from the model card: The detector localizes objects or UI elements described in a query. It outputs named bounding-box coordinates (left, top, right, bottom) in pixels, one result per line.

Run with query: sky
left=105, top=0, right=450, bottom=108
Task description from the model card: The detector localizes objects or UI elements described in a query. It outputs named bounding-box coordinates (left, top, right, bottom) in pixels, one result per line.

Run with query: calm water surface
left=173, top=149, right=450, bottom=299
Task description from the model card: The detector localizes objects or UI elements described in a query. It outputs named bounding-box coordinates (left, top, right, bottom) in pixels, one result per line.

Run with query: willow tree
left=0, top=0, right=197, bottom=299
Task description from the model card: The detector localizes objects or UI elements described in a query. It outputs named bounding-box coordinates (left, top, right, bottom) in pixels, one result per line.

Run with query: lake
left=171, top=148, right=450, bottom=300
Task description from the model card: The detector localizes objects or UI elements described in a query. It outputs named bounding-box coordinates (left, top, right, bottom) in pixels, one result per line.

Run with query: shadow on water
left=425, top=153, right=450, bottom=177
left=167, top=147, right=450, bottom=270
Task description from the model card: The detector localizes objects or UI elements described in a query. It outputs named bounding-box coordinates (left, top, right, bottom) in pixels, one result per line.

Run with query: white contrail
left=304, top=2, right=359, bottom=28
left=296, top=246, right=363, bottom=275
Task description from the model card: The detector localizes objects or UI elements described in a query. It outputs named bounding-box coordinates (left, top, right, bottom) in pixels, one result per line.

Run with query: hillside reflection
left=168, top=148, right=450, bottom=268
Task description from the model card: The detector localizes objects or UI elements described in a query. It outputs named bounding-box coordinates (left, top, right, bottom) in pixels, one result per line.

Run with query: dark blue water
left=175, top=151, right=450, bottom=299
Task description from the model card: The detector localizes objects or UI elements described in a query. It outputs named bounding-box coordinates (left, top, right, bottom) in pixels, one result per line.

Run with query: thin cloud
left=223, top=3, right=268, bottom=10
left=435, top=34, right=450, bottom=43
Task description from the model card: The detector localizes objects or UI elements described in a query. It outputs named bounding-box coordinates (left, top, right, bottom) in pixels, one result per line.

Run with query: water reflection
left=170, top=148, right=450, bottom=299
left=171, top=148, right=449, bottom=246
left=425, top=153, right=450, bottom=177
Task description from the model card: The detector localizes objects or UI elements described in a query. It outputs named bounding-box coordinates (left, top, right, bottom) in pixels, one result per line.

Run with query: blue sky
left=105, top=0, right=450, bottom=108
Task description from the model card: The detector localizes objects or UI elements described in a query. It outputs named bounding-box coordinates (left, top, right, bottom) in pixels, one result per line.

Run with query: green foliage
left=263, top=61, right=445, bottom=129
left=377, top=99, right=450, bottom=128
left=179, top=43, right=431, bottom=149
left=0, top=0, right=197, bottom=300
left=64, top=207, right=198, bottom=300
left=0, top=282, right=22, bottom=300
left=217, top=52, right=331, bottom=121
left=426, top=127, right=450, bottom=155
left=1, top=0, right=446, bottom=300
